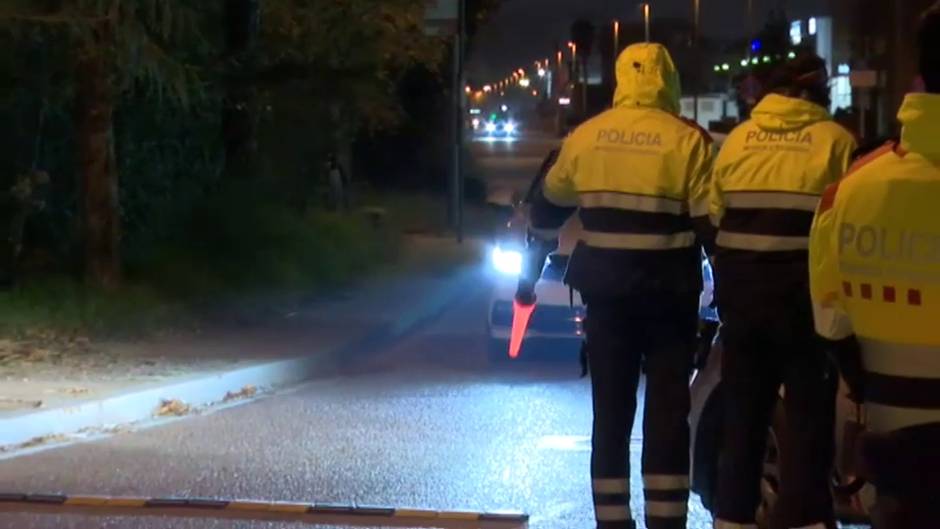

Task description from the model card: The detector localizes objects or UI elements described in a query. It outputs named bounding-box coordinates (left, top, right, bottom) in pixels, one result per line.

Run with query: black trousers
left=584, top=296, right=697, bottom=529
left=859, top=423, right=940, bottom=529
left=715, top=286, right=837, bottom=529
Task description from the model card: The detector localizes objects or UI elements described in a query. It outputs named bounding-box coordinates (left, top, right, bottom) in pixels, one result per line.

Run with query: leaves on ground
left=155, top=398, right=191, bottom=417
left=0, top=397, right=43, bottom=410
left=223, top=385, right=258, bottom=402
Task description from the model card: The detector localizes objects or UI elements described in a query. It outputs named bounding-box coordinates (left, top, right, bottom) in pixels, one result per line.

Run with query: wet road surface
left=0, top=274, right=716, bottom=529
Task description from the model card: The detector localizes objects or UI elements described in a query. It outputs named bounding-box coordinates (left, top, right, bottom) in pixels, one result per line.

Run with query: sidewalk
left=0, top=236, right=483, bottom=451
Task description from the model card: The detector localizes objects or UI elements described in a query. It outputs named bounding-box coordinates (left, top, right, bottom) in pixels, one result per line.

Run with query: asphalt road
left=0, top=272, right=717, bottom=529
left=470, top=130, right=560, bottom=204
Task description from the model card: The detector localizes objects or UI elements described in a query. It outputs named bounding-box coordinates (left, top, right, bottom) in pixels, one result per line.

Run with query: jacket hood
left=898, top=93, right=940, bottom=161
left=751, top=94, right=830, bottom=131
left=613, top=43, right=680, bottom=114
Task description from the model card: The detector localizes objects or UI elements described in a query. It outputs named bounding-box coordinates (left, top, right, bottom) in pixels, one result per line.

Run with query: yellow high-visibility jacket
left=533, top=43, right=714, bottom=299
left=710, top=94, right=857, bottom=286
left=810, top=93, right=940, bottom=433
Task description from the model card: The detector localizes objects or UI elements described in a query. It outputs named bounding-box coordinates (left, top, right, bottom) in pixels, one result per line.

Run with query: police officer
left=523, top=43, right=715, bottom=529
left=709, top=55, right=857, bottom=529
left=809, top=4, right=940, bottom=526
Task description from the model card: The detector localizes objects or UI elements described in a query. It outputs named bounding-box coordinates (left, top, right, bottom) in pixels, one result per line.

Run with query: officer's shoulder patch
left=819, top=141, right=896, bottom=214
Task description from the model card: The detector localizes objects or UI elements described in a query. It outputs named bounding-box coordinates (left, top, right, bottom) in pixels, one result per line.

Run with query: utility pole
left=452, top=0, right=466, bottom=243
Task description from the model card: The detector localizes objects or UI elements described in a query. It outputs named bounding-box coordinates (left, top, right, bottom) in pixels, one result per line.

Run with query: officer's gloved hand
left=827, top=336, right=866, bottom=404
left=515, top=278, right=537, bottom=306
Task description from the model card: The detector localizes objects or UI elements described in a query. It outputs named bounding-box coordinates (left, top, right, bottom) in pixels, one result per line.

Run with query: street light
left=613, top=19, right=620, bottom=58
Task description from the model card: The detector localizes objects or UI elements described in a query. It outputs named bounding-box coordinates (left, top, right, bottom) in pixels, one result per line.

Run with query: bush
left=0, top=184, right=399, bottom=336
left=130, top=182, right=397, bottom=304
left=0, top=276, right=177, bottom=336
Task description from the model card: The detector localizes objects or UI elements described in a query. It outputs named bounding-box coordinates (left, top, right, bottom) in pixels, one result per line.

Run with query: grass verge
left=0, top=187, right=494, bottom=337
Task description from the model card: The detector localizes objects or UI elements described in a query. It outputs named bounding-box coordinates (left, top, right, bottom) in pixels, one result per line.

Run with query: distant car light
left=504, top=121, right=517, bottom=134
left=472, top=118, right=481, bottom=129
left=485, top=122, right=497, bottom=133
left=492, top=247, right=523, bottom=276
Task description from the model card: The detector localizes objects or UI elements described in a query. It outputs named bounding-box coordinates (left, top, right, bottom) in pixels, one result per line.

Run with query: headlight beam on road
left=0, top=493, right=530, bottom=529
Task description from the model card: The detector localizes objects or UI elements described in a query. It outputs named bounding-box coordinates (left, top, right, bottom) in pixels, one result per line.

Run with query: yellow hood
left=751, top=94, right=830, bottom=132
left=613, top=43, right=680, bottom=114
left=898, top=93, right=940, bottom=162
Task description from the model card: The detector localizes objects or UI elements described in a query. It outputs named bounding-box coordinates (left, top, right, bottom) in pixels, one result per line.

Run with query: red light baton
left=508, top=297, right=537, bottom=359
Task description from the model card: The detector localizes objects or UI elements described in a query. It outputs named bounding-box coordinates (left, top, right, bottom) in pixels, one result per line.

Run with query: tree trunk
left=76, top=38, right=121, bottom=289
left=223, top=0, right=260, bottom=179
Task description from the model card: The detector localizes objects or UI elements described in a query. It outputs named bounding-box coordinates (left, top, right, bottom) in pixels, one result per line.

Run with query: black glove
left=515, top=237, right=554, bottom=305
left=515, top=278, right=537, bottom=306
left=826, top=336, right=866, bottom=404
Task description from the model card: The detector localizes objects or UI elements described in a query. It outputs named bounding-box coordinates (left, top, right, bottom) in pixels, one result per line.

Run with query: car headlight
left=485, top=122, right=497, bottom=133
left=504, top=121, right=516, bottom=134
left=491, top=246, right=523, bottom=276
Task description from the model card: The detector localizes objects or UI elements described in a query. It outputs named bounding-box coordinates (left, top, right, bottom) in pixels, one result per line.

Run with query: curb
left=0, top=493, right=528, bottom=528
left=0, top=266, right=476, bottom=450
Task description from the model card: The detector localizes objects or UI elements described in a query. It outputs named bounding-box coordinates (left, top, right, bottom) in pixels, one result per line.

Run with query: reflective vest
left=710, top=94, right=857, bottom=286
left=810, top=93, right=940, bottom=432
left=536, top=43, right=714, bottom=298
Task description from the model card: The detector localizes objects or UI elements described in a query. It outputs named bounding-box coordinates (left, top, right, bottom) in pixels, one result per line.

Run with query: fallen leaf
left=18, top=434, right=68, bottom=449
left=223, top=385, right=258, bottom=402
left=155, top=399, right=191, bottom=417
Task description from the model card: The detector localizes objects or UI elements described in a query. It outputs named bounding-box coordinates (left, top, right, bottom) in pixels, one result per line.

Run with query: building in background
left=790, top=0, right=935, bottom=140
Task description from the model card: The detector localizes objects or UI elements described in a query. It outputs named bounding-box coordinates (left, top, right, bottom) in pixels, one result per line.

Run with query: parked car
left=690, top=332, right=875, bottom=527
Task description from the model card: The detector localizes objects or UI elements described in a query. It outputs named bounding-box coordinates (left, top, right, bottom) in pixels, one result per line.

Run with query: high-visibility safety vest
left=534, top=43, right=714, bottom=298
left=710, top=94, right=857, bottom=285
left=810, top=93, right=940, bottom=433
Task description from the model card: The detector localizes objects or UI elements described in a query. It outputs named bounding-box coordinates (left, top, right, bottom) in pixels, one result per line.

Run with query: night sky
left=467, top=0, right=825, bottom=81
